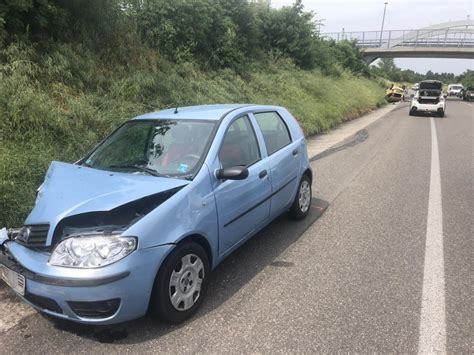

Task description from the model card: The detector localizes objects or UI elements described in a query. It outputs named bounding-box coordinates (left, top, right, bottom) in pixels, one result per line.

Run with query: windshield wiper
left=108, top=164, right=161, bottom=177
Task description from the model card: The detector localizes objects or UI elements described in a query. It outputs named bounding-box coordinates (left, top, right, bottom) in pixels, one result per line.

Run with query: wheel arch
left=176, top=233, right=214, bottom=269
left=303, top=168, right=312, bottom=183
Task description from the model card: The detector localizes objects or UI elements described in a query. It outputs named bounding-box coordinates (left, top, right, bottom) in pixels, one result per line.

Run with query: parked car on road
left=462, top=86, right=474, bottom=101
left=447, top=83, right=464, bottom=97
left=0, top=104, right=313, bottom=325
left=409, top=80, right=446, bottom=117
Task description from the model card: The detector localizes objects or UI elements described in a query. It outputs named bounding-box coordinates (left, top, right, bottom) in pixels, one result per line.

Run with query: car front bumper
left=0, top=241, right=173, bottom=325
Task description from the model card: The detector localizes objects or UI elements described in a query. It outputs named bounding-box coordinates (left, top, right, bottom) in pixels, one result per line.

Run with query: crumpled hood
left=26, top=161, right=188, bottom=228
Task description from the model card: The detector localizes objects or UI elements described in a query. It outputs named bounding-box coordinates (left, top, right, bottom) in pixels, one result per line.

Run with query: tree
left=260, top=0, right=319, bottom=69
left=331, top=40, right=369, bottom=75
left=135, top=0, right=244, bottom=68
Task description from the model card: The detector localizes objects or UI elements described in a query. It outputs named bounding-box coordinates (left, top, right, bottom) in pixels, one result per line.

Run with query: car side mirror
left=216, top=166, right=249, bottom=180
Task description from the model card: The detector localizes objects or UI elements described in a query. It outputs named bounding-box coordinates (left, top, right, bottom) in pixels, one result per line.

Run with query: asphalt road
left=0, top=99, right=472, bottom=353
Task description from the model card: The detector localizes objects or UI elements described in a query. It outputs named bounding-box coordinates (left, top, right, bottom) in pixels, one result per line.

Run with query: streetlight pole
left=379, top=2, right=388, bottom=47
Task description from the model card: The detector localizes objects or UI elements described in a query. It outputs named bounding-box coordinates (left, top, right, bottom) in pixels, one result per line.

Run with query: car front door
left=252, top=111, right=300, bottom=219
left=212, top=115, right=271, bottom=256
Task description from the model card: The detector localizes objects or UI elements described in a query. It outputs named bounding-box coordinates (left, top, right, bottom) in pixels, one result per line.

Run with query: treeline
left=0, top=0, right=368, bottom=75
left=371, top=58, right=473, bottom=86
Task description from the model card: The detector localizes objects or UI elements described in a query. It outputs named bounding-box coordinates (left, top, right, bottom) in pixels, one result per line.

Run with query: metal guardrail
left=322, top=28, right=474, bottom=49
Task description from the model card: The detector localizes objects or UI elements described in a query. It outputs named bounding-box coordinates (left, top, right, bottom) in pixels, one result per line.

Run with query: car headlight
left=49, top=235, right=137, bottom=268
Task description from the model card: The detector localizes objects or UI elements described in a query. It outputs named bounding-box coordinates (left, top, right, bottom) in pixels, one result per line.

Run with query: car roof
left=132, top=104, right=283, bottom=121
left=420, top=80, right=443, bottom=84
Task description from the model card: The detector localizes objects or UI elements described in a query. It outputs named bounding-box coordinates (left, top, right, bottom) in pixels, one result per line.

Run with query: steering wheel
left=180, top=154, right=201, bottom=161
left=167, top=154, right=201, bottom=172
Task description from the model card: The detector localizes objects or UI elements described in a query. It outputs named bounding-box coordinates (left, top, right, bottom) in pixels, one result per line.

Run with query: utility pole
left=315, top=19, right=326, bottom=36
left=379, top=2, right=388, bottom=47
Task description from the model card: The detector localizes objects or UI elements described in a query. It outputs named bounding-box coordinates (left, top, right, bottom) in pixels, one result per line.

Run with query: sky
left=271, top=0, right=473, bottom=75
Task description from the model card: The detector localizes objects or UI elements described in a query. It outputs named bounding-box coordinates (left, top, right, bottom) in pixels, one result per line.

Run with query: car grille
left=14, top=224, right=50, bottom=247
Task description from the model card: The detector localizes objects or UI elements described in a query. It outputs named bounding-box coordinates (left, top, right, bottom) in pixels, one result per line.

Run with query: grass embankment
left=0, top=43, right=385, bottom=226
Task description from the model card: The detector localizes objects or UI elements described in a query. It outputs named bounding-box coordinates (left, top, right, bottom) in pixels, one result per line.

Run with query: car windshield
left=420, top=82, right=442, bottom=90
left=84, top=119, right=216, bottom=177
left=450, top=86, right=462, bottom=90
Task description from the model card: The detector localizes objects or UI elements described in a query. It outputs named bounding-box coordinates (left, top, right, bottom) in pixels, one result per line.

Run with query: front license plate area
left=0, top=264, right=25, bottom=296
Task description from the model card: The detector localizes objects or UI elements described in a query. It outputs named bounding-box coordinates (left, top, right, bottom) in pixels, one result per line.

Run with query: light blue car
left=0, top=104, right=312, bottom=324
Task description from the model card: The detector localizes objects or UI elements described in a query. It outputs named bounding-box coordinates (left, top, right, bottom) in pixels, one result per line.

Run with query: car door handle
left=292, top=148, right=298, bottom=156
left=259, top=170, right=268, bottom=179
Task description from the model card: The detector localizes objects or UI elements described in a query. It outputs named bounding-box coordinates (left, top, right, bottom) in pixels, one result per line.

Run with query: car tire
left=289, top=174, right=312, bottom=220
left=438, top=111, right=445, bottom=118
left=150, top=242, right=210, bottom=324
left=409, top=110, right=415, bottom=116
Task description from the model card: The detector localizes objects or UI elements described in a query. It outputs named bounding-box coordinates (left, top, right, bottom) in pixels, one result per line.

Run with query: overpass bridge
left=322, top=20, right=474, bottom=63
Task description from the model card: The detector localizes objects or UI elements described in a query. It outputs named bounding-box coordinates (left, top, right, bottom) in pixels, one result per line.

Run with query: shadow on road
left=29, top=197, right=329, bottom=344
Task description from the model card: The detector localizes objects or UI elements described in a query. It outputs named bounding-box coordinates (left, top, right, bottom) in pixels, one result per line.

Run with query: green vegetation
left=0, top=0, right=385, bottom=226
left=371, top=58, right=473, bottom=86
left=456, top=70, right=474, bottom=88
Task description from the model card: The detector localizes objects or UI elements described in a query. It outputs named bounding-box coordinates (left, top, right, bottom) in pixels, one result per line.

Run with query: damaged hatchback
left=0, top=104, right=313, bottom=325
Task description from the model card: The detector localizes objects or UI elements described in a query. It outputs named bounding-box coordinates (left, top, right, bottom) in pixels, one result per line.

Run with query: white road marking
left=418, top=117, right=446, bottom=354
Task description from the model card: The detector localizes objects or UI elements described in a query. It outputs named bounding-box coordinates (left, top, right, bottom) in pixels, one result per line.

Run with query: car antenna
left=174, top=97, right=180, bottom=114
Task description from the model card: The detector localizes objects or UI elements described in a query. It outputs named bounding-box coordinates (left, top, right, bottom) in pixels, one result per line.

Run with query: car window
left=254, top=112, right=291, bottom=155
left=85, top=119, right=215, bottom=176
left=88, top=122, right=150, bottom=168
left=218, top=116, right=261, bottom=169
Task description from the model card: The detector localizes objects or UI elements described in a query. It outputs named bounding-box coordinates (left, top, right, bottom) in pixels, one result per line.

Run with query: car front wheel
left=289, top=174, right=312, bottom=220
left=150, top=242, right=210, bottom=323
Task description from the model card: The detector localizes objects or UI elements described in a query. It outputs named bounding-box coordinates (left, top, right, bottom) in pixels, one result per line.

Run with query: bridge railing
left=322, top=28, right=474, bottom=49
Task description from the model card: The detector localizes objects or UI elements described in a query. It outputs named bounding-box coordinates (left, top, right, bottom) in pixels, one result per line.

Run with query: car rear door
left=212, top=115, right=271, bottom=256
left=251, top=111, right=300, bottom=219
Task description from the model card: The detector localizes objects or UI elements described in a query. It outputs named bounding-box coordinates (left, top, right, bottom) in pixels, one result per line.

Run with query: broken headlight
left=49, top=235, right=137, bottom=268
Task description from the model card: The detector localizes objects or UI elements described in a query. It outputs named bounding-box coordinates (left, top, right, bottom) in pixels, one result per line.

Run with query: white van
left=447, top=84, right=463, bottom=97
